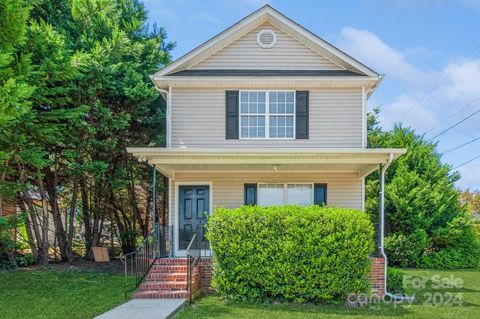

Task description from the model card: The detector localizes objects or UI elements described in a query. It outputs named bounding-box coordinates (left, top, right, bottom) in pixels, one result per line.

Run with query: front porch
left=125, top=147, right=405, bottom=299
left=127, top=147, right=405, bottom=257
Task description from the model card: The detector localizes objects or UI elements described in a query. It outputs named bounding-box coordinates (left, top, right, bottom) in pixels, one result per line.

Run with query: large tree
left=366, top=109, right=480, bottom=268
left=0, top=0, right=174, bottom=265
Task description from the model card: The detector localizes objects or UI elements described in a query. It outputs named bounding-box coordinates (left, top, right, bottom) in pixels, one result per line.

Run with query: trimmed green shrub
left=206, top=205, right=375, bottom=303
left=385, top=229, right=429, bottom=268
left=387, top=268, right=405, bottom=294
left=420, top=215, right=480, bottom=269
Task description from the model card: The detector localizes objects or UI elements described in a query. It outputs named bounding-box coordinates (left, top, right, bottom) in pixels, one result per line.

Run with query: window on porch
left=257, top=183, right=313, bottom=206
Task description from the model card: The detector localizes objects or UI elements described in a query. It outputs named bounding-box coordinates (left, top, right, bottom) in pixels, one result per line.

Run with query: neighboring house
left=0, top=198, right=17, bottom=217
left=127, top=5, right=406, bottom=299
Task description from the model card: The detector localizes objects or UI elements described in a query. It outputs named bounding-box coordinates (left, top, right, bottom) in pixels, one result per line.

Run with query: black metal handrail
left=122, top=224, right=171, bottom=297
left=186, top=227, right=203, bottom=303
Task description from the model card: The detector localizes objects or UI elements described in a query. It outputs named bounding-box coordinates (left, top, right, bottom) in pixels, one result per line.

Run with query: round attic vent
left=257, top=29, right=277, bottom=48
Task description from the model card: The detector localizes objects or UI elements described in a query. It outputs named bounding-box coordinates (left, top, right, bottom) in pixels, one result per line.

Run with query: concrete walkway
left=95, top=299, right=186, bottom=319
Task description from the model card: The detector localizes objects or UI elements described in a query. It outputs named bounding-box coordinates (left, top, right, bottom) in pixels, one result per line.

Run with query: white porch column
left=168, top=177, right=173, bottom=257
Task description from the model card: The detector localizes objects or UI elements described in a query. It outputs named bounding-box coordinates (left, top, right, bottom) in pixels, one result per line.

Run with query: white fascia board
left=126, top=147, right=407, bottom=156
left=151, top=76, right=380, bottom=90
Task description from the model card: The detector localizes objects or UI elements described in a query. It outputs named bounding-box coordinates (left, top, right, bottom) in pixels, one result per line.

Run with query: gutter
left=379, top=153, right=414, bottom=302
left=149, top=75, right=171, bottom=148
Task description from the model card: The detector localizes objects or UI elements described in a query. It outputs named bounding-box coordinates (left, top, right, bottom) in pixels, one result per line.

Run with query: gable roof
left=152, top=5, right=379, bottom=79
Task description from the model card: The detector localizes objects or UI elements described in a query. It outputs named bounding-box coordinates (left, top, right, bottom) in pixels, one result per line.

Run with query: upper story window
left=240, top=90, right=295, bottom=139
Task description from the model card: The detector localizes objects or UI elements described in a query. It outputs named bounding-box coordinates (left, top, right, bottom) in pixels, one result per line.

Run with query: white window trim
left=257, top=182, right=314, bottom=206
left=239, top=90, right=296, bottom=140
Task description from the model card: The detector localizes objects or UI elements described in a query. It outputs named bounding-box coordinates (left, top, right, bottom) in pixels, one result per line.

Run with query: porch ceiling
left=126, top=147, right=406, bottom=178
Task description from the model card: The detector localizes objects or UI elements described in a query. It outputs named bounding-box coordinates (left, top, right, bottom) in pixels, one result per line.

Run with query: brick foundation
left=369, top=257, right=386, bottom=297
left=197, top=256, right=386, bottom=297
left=199, top=258, right=213, bottom=293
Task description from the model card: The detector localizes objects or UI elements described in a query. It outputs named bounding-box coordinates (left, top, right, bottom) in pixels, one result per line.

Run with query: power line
left=395, top=44, right=480, bottom=122
left=453, top=153, right=480, bottom=170
left=441, top=136, right=480, bottom=155
left=424, top=97, right=480, bottom=135
left=428, top=106, right=480, bottom=141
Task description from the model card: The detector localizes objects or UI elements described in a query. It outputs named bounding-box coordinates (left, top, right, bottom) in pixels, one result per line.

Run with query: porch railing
left=186, top=226, right=206, bottom=303
left=122, top=224, right=172, bottom=297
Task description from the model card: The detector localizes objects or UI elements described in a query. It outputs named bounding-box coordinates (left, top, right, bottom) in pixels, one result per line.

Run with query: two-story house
left=127, top=5, right=406, bottom=299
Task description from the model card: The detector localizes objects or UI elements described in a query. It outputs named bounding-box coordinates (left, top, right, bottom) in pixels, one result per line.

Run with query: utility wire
left=396, top=44, right=480, bottom=122
left=453, top=153, right=480, bottom=170
left=428, top=106, right=480, bottom=141
left=441, top=136, right=480, bottom=154
left=424, top=97, right=480, bottom=135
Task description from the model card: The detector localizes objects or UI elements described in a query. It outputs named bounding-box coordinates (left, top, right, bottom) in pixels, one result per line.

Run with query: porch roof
left=126, top=147, right=406, bottom=179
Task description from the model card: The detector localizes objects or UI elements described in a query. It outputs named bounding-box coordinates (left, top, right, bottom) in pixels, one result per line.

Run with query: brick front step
left=148, top=265, right=188, bottom=273
left=145, top=272, right=188, bottom=282
left=139, top=281, right=189, bottom=291
left=133, top=290, right=190, bottom=299
left=153, top=258, right=188, bottom=265
left=132, top=258, right=206, bottom=300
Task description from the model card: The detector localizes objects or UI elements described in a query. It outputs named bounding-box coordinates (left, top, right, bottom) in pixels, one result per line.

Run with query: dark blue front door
left=179, top=185, right=209, bottom=250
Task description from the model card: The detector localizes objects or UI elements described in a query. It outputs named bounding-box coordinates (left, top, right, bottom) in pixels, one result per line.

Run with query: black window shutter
left=314, top=183, right=327, bottom=206
left=296, top=91, right=309, bottom=139
left=244, top=184, right=257, bottom=205
left=226, top=91, right=239, bottom=139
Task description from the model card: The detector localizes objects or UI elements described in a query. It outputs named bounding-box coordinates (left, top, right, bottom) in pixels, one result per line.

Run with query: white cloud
left=335, top=27, right=480, bottom=189
left=376, top=94, right=437, bottom=132
left=441, top=58, right=480, bottom=101
left=336, top=27, right=432, bottom=86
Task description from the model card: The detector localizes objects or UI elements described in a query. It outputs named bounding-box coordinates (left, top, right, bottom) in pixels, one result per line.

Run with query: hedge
left=206, top=205, right=375, bottom=303
left=387, top=268, right=405, bottom=294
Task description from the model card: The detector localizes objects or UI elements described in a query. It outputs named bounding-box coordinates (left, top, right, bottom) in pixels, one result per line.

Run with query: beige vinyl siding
left=191, top=23, right=342, bottom=70
left=171, top=172, right=363, bottom=225
left=171, top=88, right=363, bottom=148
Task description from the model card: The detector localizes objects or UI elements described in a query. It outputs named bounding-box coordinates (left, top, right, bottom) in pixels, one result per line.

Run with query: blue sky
left=143, top=0, right=480, bottom=190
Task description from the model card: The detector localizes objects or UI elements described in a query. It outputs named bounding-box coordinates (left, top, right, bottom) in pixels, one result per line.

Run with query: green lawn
left=175, top=269, right=480, bottom=319
left=0, top=267, right=126, bottom=319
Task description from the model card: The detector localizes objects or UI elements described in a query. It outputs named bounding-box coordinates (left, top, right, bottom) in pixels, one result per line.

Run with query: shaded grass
left=175, top=269, right=480, bottom=319
left=0, top=268, right=127, bottom=319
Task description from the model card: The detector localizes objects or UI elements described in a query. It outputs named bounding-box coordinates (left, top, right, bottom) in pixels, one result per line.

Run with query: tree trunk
left=45, top=170, right=70, bottom=262
left=80, top=178, right=93, bottom=259
left=66, top=181, right=78, bottom=261
left=17, top=199, right=39, bottom=260
left=36, top=175, right=51, bottom=266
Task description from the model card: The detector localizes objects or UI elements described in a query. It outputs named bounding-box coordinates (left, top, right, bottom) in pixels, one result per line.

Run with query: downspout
left=379, top=153, right=414, bottom=302
left=149, top=75, right=170, bottom=148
